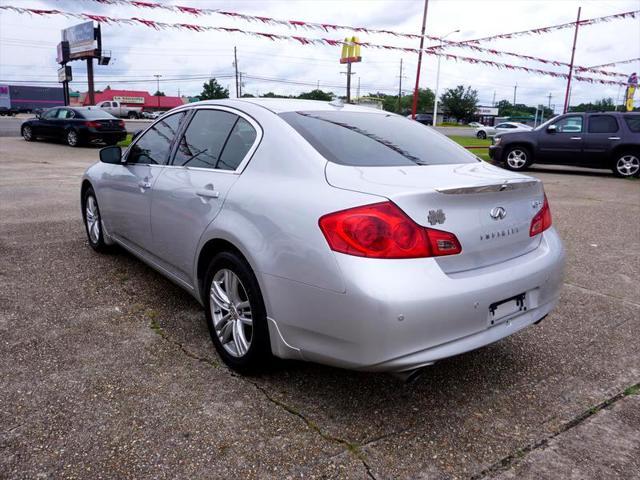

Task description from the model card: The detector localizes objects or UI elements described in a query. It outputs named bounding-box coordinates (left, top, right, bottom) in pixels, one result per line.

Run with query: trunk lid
left=325, top=161, right=544, bottom=273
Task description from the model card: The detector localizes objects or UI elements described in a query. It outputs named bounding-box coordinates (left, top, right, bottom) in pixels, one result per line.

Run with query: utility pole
left=87, top=58, right=95, bottom=105
left=432, top=29, right=459, bottom=126
left=154, top=74, right=161, bottom=110
left=356, top=76, right=360, bottom=103
left=233, top=46, right=239, bottom=98
left=492, top=90, right=496, bottom=106
left=317, top=80, right=320, bottom=90
left=563, top=7, right=581, bottom=113
left=397, top=58, right=404, bottom=112
left=239, top=72, right=243, bottom=97
left=513, top=83, right=517, bottom=106
left=411, top=0, right=429, bottom=119
left=547, top=92, right=553, bottom=113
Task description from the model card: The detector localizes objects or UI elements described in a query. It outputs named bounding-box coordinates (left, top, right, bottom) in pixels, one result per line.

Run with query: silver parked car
left=476, top=121, right=533, bottom=139
left=82, top=99, right=565, bottom=376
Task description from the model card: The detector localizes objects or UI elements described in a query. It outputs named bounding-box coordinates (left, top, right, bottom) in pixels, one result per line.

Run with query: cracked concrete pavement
left=1, top=137, right=639, bottom=479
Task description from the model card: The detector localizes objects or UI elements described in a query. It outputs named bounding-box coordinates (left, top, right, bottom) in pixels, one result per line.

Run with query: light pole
left=154, top=74, right=162, bottom=111
left=432, top=29, right=459, bottom=126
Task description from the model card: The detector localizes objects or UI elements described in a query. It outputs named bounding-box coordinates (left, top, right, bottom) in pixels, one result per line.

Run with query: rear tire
left=503, top=146, right=532, bottom=171
left=612, top=151, right=640, bottom=178
left=204, top=251, right=272, bottom=373
left=127, top=112, right=138, bottom=119
left=477, top=131, right=487, bottom=139
left=66, top=129, right=80, bottom=147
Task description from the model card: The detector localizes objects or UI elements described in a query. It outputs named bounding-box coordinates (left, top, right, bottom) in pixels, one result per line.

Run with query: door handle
left=138, top=178, right=151, bottom=190
left=608, top=136, right=621, bottom=140
left=196, top=184, right=220, bottom=199
left=570, top=137, right=582, bottom=140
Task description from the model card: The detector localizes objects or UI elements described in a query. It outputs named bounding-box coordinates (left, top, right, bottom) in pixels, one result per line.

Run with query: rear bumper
left=84, top=130, right=127, bottom=143
left=263, top=228, right=565, bottom=372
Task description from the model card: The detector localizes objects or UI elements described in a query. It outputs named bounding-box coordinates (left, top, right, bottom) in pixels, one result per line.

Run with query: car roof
left=186, top=98, right=388, bottom=115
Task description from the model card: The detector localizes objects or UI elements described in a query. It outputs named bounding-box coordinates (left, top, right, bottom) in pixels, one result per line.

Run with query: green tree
left=260, top=91, right=289, bottom=98
left=153, top=91, right=165, bottom=96
left=198, top=78, right=229, bottom=100
left=497, top=100, right=553, bottom=119
left=240, top=93, right=255, bottom=98
left=297, top=89, right=334, bottom=101
left=370, top=88, right=434, bottom=114
left=440, top=85, right=478, bottom=121
left=570, top=97, right=617, bottom=112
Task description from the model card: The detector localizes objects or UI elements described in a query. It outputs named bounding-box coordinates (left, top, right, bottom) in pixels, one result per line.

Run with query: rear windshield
left=280, top=111, right=478, bottom=166
left=624, top=115, right=640, bottom=133
left=77, top=109, right=117, bottom=120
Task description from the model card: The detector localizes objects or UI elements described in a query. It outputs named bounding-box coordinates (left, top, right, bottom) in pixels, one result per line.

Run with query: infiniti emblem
left=490, top=206, right=507, bottom=220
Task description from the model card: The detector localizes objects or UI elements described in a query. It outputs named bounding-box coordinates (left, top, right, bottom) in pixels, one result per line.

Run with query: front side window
left=42, top=109, right=58, bottom=120
left=554, top=115, right=583, bottom=133
left=173, top=109, right=254, bottom=170
left=280, top=111, right=477, bottom=167
left=57, top=109, right=74, bottom=119
left=588, top=115, right=618, bottom=133
left=127, top=111, right=186, bottom=165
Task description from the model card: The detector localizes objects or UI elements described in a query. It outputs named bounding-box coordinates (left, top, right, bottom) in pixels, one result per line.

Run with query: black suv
left=489, top=112, right=640, bottom=177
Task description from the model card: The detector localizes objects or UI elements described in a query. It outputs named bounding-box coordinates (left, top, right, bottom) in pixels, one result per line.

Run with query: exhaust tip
left=390, top=363, right=434, bottom=384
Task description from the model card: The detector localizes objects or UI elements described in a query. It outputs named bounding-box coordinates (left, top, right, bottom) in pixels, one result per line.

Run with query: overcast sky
left=1, top=0, right=638, bottom=112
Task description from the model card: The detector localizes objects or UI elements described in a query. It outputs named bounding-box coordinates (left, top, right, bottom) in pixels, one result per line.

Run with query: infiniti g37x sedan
left=81, top=99, right=565, bottom=375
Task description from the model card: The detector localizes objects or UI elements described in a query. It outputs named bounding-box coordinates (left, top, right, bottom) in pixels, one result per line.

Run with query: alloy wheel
left=85, top=195, right=100, bottom=243
left=506, top=149, right=527, bottom=169
left=616, top=154, right=640, bottom=177
left=67, top=130, right=78, bottom=146
left=23, top=126, right=32, bottom=141
left=210, top=269, right=253, bottom=358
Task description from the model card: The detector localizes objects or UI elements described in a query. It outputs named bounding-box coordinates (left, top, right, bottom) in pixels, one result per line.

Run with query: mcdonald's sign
left=340, top=37, right=362, bottom=64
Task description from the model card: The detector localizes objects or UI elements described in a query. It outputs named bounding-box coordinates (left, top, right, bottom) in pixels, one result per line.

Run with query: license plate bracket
left=488, top=292, right=527, bottom=326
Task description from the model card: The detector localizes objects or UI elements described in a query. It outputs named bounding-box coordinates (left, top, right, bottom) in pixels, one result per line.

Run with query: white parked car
left=468, top=122, right=484, bottom=128
left=476, top=122, right=532, bottom=139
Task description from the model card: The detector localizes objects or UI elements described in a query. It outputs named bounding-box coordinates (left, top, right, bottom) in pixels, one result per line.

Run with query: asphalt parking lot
left=1, top=137, right=638, bottom=479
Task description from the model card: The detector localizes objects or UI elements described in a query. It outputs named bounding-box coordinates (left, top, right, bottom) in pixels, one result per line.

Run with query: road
left=0, top=116, right=152, bottom=137
left=1, top=137, right=638, bottom=479
left=0, top=116, right=477, bottom=138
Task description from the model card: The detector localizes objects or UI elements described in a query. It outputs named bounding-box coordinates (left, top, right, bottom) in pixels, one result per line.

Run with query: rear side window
left=280, top=111, right=477, bottom=167
left=173, top=110, right=238, bottom=169
left=624, top=116, right=640, bottom=132
left=218, top=118, right=257, bottom=171
left=588, top=115, right=618, bottom=133
left=127, top=111, right=186, bottom=165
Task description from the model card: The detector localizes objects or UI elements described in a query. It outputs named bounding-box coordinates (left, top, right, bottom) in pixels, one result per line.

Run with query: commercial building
left=81, top=87, right=186, bottom=111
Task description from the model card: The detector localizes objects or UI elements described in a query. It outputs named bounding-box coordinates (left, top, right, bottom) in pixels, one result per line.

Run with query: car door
left=36, top=108, right=59, bottom=137
left=493, top=123, right=514, bottom=136
left=150, top=107, right=261, bottom=285
left=100, top=111, right=188, bottom=254
left=536, top=114, right=584, bottom=164
left=583, top=114, right=620, bottom=167
left=54, top=108, right=74, bottom=137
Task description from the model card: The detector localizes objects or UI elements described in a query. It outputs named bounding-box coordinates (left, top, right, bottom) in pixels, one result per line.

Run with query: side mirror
left=35, top=112, right=41, bottom=119
left=99, top=145, right=122, bottom=164
left=547, top=124, right=557, bottom=133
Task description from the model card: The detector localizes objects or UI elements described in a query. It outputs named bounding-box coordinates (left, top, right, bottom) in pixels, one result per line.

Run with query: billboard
left=0, top=85, right=10, bottom=110
left=58, top=66, right=72, bottom=83
left=62, top=21, right=97, bottom=60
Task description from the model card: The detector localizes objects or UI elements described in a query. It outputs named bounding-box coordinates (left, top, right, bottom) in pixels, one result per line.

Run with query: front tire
left=503, top=146, right=532, bottom=171
left=477, top=131, right=487, bottom=139
left=66, top=129, right=80, bottom=147
left=82, top=187, right=110, bottom=253
left=612, top=151, right=640, bottom=178
left=22, top=125, right=35, bottom=142
left=204, top=251, right=272, bottom=373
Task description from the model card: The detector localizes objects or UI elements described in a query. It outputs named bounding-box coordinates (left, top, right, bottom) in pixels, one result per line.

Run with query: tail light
left=319, top=201, right=462, bottom=259
left=529, top=194, right=552, bottom=237
left=118, top=120, right=125, bottom=128
left=85, top=121, right=100, bottom=128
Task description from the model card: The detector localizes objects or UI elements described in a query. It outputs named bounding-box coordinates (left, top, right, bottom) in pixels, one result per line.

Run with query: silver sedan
left=81, top=99, right=565, bottom=376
